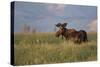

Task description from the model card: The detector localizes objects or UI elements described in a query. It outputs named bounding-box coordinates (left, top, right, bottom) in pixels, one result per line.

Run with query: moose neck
left=62, top=28, right=68, bottom=39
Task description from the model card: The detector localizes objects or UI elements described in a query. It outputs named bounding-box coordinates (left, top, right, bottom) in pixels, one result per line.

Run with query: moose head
left=55, top=23, right=67, bottom=38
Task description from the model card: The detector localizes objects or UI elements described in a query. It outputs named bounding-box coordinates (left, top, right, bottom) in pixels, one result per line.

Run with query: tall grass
left=14, top=32, right=97, bottom=65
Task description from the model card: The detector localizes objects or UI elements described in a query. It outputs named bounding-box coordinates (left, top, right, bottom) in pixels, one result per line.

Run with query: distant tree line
left=21, top=23, right=58, bottom=33
left=22, top=24, right=36, bottom=33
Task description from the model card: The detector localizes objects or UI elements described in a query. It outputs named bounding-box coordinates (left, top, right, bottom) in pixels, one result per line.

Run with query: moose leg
left=74, top=35, right=81, bottom=44
left=61, top=34, right=63, bottom=39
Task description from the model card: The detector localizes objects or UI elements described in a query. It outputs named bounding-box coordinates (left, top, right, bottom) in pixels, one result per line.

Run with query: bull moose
left=55, top=23, right=88, bottom=43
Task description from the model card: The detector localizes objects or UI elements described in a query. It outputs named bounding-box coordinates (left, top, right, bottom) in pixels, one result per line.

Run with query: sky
left=14, top=1, right=97, bottom=32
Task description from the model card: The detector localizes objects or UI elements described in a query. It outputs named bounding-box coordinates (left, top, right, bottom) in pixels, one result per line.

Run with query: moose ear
left=56, top=23, right=61, bottom=27
left=62, top=23, right=67, bottom=27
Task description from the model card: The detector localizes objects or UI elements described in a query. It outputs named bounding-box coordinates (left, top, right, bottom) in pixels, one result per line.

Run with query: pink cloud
left=47, top=4, right=65, bottom=16
left=87, top=19, right=97, bottom=32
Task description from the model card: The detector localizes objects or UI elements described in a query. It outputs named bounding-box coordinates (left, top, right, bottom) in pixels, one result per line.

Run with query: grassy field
left=14, top=32, right=97, bottom=65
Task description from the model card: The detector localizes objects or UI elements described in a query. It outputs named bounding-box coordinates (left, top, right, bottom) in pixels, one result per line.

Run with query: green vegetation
left=14, top=32, right=97, bottom=65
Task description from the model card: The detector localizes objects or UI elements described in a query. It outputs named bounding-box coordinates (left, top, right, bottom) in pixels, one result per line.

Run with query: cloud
left=87, top=19, right=97, bottom=32
left=47, top=4, right=65, bottom=16
left=75, top=20, right=81, bottom=24
left=36, top=15, right=47, bottom=20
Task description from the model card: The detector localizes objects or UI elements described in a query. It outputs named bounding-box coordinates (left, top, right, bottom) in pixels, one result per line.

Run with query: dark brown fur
left=55, top=23, right=88, bottom=43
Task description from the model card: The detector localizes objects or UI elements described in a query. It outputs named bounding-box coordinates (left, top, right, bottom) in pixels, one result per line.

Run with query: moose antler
left=62, top=23, right=67, bottom=27
left=56, top=23, right=61, bottom=27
